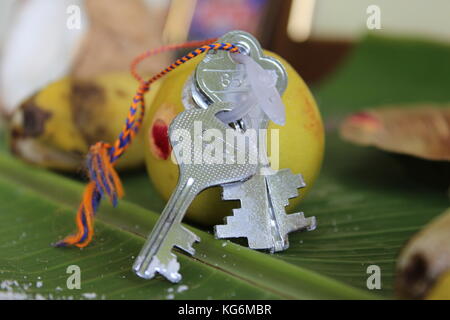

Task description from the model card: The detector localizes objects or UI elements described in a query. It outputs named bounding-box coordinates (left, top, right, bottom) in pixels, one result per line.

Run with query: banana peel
left=396, top=208, right=450, bottom=299
left=10, top=73, right=159, bottom=171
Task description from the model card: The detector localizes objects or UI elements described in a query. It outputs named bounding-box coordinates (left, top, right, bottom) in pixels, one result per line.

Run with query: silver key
left=133, top=102, right=257, bottom=282
left=216, top=110, right=316, bottom=252
left=216, top=91, right=316, bottom=252
left=194, top=30, right=287, bottom=115
left=193, top=30, right=316, bottom=252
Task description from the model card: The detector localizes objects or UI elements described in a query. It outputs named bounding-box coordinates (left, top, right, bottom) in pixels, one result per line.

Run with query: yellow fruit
left=10, top=73, right=160, bottom=171
left=144, top=52, right=325, bottom=225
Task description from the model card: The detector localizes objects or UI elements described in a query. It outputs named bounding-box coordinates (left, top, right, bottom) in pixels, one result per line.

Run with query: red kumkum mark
left=151, top=119, right=171, bottom=160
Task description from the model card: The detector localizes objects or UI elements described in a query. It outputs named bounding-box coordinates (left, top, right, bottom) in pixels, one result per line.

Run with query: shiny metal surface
left=216, top=169, right=316, bottom=253
left=133, top=102, right=258, bottom=282
left=195, top=30, right=287, bottom=107
left=193, top=30, right=316, bottom=252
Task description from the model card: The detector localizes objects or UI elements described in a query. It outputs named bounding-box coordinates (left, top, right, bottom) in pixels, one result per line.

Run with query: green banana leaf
left=0, top=35, right=449, bottom=300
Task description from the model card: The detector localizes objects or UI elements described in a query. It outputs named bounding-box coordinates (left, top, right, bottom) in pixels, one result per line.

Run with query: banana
left=9, top=73, right=159, bottom=171
left=396, top=208, right=450, bottom=299
left=426, top=271, right=450, bottom=300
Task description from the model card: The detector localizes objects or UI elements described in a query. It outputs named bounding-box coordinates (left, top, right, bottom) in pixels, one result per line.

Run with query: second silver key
left=133, top=102, right=258, bottom=282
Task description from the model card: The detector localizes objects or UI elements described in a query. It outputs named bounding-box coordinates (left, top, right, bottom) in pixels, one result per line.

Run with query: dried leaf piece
left=72, top=0, right=170, bottom=79
left=340, top=106, right=450, bottom=161
left=396, top=208, right=450, bottom=299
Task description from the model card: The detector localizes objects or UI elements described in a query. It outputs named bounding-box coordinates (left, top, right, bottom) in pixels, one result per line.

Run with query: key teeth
left=214, top=225, right=231, bottom=239
left=133, top=255, right=182, bottom=283
left=133, top=225, right=199, bottom=283
left=276, top=170, right=305, bottom=200
left=176, top=242, right=197, bottom=256
left=306, top=216, right=317, bottom=231
left=217, top=169, right=315, bottom=253
left=221, top=184, right=242, bottom=201
left=215, top=210, right=246, bottom=239
left=176, top=226, right=201, bottom=256
left=248, top=238, right=283, bottom=252
left=270, top=240, right=290, bottom=253
left=283, top=212, right=317, bottom=235
left=265, top=170, right=315, bottom=250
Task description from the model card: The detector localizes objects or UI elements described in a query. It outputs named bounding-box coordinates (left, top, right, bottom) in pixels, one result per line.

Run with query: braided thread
left=56, top=40, right=240, bottom=248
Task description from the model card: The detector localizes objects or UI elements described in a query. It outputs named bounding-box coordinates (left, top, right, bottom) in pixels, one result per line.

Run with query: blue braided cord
left=79, top=211, right=89, bottom=243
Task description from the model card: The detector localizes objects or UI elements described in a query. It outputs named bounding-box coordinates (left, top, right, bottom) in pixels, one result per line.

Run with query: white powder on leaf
left=82, top=292, right=97, bottom=299
left=177, top=285, right=188, bottom=293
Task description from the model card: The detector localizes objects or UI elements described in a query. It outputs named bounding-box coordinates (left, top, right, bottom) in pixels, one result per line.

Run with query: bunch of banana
left=9, top=73, right=160, bottom=171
